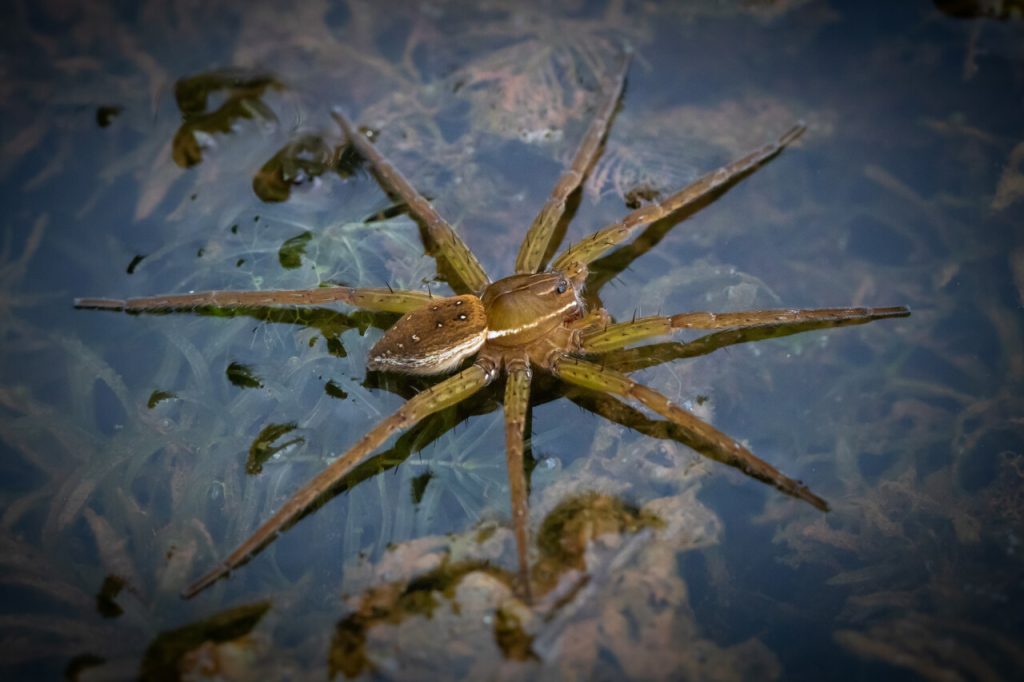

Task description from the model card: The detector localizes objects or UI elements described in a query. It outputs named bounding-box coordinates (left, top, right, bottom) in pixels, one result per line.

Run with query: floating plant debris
left=277, top=231, right=312, bottom=270
left=410, top=470, right=433, bottom=504
left=225, top=362, right=262, bottom=389
left=247, top=422, right=303, bottom=475
left=96, top=575, right=126, bottom=619
left=146, top=390, right=176, bottom=409
left=126, top=255, right=146, bottom=274
left=324, top=380, right=348, bottom=399
left=96, top=105, right=123, bottom=127
left=138, top=601, right=271, bottom=682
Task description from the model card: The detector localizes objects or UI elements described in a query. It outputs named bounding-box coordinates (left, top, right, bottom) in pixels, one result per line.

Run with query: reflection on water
left=1, top=0, right=1022, bottom=679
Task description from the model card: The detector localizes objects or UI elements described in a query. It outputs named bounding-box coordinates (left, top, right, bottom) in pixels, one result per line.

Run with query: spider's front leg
left=549, top=355, right=829, bottom=511
left=182, top=359, right=498, bottom=598
left=502, top=355, right=533, bottom=601
left=515, top=52, right=631, bottom=275
left=579, top=306, right=911, bottom=353
left=551, top=123, right=806, bottom=272
left=74, top=285, right=434, bottom=314
left=331, top=110, right=490, bottom=294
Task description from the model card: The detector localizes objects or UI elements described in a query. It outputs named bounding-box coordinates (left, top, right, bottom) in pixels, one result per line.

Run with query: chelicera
left=76, top=54, right=908, bottom=599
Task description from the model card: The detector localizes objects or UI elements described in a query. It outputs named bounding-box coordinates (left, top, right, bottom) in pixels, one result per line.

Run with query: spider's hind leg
left=550, top=354, right=829, bottom=511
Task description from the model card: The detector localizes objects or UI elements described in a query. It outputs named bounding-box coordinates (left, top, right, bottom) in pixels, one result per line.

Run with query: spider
left=76, top=54, right=909, bottom=600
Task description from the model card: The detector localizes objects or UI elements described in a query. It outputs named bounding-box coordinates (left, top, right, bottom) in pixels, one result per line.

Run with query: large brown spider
left=76, top=55, right=908, bottom=599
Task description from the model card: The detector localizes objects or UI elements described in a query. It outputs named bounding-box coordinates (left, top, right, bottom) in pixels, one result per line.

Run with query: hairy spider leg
left=552, top=123, right=807, bottom=272
left=515, top=52, right=631, bottom=275
left=591, top=311, right=913, bottom=376
left=74, top=286, right=433, bottom=314
left=332, top=110, right=491, bottom=294
left=550, top=355, right=828, bottom=511
left=72, top=61, right=916, bottom=605
left=182, top=361, right=497, bottom=597
left=580, top=306, right=912, bottom=353
left=502, top=357, right=533, bottom=601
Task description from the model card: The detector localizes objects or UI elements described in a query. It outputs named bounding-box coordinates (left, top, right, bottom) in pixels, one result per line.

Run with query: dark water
left=1, top=1, right=1022, bottom=680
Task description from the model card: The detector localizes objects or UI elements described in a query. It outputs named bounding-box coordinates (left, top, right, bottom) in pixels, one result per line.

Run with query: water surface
left=1, top=1, right=1022, bottom=679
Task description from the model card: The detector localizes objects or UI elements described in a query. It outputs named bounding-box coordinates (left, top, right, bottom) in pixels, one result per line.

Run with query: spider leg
left=515, top=52, right=631, bottom=274
left=331, top=110, right=490, bottom=294
left=550, top=355, right=828, bottom=511
left=503, top=358, right=533, bottom=602
left=551, top=123, right=806, bottom=272
left=182, top=361, right=497, bottom=598
left=73, top=286, right=432, bottom=314
left=597, top=311, right=910, bottom=374
left=580, top=306, right=911, bottom=353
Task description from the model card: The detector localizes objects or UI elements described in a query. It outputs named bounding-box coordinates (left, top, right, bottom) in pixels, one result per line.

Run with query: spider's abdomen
left=368, top=295, right=487, bottom=375
left=482, top=272, right=582, bottom=347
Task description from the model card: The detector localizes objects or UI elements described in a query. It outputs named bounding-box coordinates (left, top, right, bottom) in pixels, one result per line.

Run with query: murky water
left=1, top=1, right=1022, bottom=679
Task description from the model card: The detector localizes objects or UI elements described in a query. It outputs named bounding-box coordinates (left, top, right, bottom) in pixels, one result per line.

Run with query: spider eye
left=557, top=279, right=568, bottom=294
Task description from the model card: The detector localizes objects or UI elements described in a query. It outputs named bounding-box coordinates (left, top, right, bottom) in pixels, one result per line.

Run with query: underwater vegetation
left=0, top=0, right=1022, bottom=679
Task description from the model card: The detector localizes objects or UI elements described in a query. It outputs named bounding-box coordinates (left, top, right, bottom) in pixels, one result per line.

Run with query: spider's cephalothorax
left=482, top=272, right=585, bottom=348
left=75, top=52, right=909, bottom=599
